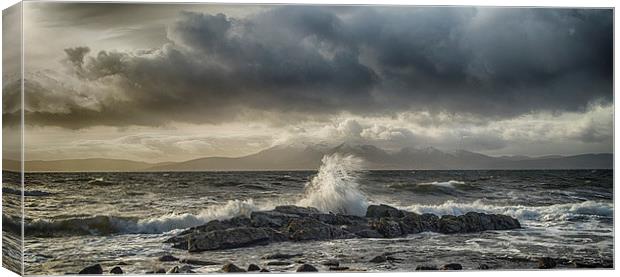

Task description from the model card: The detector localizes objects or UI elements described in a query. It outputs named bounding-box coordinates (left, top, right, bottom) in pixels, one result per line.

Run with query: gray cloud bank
left=3, top=5, right=613, bottom=129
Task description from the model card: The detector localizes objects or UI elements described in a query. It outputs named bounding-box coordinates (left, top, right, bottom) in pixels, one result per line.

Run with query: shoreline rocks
left=537, top=257, right=557, bottom=269
left=222, top=263, right=246, bottom=273
left=78, top=264, right=103, bottom=274
left=74, top=255, right=613, bottom=274
left=247, top=264, right=261, bottom=271
left=440, top=263, right=463, bottom=270
left=166, top=204, right=521, bottom=252
left=296, top=264, right=318, bottom=272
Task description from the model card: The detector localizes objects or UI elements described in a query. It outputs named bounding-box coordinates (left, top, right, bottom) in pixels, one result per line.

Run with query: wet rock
left=251, top=211, right=299, bottom=228
left=329, top=266, right=350, bottom=271
left=286, top=218, right=349, bottom=241
left=222, top=263, right=246, bottom=272
left=159, top=255, right=179, bottom=262
left=166, top=204, right=520, bottom=252
left=262, top=253, right=303, bottom=260
left=167, top=217, right=253, bottom=248
left=274, top=205, right=320, bottom=215
left=78, top=264, right=103, bottom=274
left=440, top=263, right=463, bottom=270
left=478, top=264, right=490, bottom=270
left=354, top=229, right=383, bottom=238
left=572, top=261, right=613, bottom=268
left=188, top=227, right=271, bottom=252
left=419, top=214, right=440, bottom=232
left=369, top=255, right=387, bottom=263
left=247, top=264, right=261, bottom=271
left=366, top=204, right=404, bottom=218
left=438, top=212, right=520, bottom=234
left=262, top=228, right=289, bottom=242
left=398, top=213, right=424, bottom=234
left=370, top=218, right=402, bottom=238
left=538, top=257, right=557, bottom=269
left=109, top=266, right=123, bottom=274
left=321, top=260, right=339, bottom=267
left=415, top=265, right=438, bottom=270
left=438, top=215, right=466, bottom=233
left=179, top=258, right=218, bottom=266
left=267, top=261, right=291, bottom=266
left=296, top=264, right=319, bottom=272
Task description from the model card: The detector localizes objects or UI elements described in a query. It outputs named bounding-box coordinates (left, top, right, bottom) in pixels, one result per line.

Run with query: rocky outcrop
left=109, top=266, right=123, bottom=274
left=440, top=263, right=463, bottom=270
left=158, top=254, right=179, bottom=262
left=166, top=204, right=521, bottom=252
left=366, top=204, right=405, bottom=218
left=537, top=257, right=557, bottom=269
left=188, top=227, right=272, bottom=252
left=247, top=264, right=261, bottom=271
left=415, top=265, right=438, bottom=270
left=78, top=264, right=103, bottom=274
left=222, top=263, right=246, bottom=273
left=296, top=264, right=318, bottom=272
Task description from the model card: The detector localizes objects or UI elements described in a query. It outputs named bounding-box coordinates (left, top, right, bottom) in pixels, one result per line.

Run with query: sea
left=2, top=154, right=614, bottom=274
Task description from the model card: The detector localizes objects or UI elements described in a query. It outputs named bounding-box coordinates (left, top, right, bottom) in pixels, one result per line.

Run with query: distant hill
left=3, top=158, right=171, bottom=172
left=3, top=144, right=613, bottom=172
left=149, top=143, right=613, bottom=171
left=147, top=145, right=325, bottom=171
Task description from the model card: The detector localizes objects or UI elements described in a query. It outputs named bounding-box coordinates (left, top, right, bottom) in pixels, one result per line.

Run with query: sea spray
left=130, top=199, right=261, bottom=233
left=297, top=154, right=369, bottom=216
left=28, top=155, right=372, bottom=235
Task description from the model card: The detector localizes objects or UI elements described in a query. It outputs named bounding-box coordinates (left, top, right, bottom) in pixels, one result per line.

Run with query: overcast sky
left=2, top=3, right=613, bottom=162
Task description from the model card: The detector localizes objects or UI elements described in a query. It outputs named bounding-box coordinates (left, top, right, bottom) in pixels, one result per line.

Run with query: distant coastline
left=2, top=144, right=613, bottom=172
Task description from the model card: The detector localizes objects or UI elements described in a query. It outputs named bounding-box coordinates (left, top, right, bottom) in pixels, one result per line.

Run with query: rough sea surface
left=7, top=160, right=614, bottom=274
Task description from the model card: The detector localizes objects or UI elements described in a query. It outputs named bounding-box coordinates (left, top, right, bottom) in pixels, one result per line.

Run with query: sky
left=2, top=3, right=613, bottom=162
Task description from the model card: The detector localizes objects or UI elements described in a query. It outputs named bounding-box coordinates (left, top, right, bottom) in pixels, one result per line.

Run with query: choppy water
left=4, top=156, right=614, bottom=274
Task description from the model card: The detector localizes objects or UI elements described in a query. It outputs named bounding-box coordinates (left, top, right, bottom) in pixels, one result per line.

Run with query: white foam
left=125, top=199, right=264, bottom=233
left=418, top=180, right=465, bottom=188
left=297, top=154, right=369, bottom=216
left=403, top=200, right=613, bottom=222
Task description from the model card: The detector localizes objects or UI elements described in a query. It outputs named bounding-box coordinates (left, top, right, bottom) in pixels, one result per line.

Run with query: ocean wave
left=297, top=154, right=368, bottom=216
left=2, top=187, right=53, bottom=196
left=25, top=199, right=266, bottom=236
left=24, top=154, right=371, bottom=236
left=130, top=199, right=262, bottom=233
left=403, top=200, right=613, bottom=222
left=417, top=180, right=465, bottom=188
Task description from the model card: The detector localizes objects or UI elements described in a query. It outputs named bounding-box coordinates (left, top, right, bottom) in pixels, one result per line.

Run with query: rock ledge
left=166, top=204, right=521, bottom=252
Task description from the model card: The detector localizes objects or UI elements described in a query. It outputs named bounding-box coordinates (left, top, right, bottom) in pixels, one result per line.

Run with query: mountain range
left=2, top=144, right=613, bottom=172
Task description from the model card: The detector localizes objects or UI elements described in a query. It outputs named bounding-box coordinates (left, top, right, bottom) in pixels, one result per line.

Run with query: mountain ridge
left=4, top=144, right=612, bottom=172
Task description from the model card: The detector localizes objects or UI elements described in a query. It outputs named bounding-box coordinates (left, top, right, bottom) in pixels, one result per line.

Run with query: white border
left=0, top=1, right=617, bottom=277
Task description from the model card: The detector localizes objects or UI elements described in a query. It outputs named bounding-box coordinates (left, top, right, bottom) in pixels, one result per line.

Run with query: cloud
left=6, top=6, right=612, bottom=129
left=64, top=47, right=90, bottom=69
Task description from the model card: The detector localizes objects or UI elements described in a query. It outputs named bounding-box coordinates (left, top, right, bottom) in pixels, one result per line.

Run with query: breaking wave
left=417, top=180, right=465, bottom=188
left=24, top=154, right=371, bottom=236
left=297, top=154, right=368, bottom=216
left=404, top=200, right=613, bottom=222
left=25, top=199, right=265, bottom=236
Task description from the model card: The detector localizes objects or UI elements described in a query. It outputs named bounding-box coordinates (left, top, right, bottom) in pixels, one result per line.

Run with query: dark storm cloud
left=64, top=47, right=90, bottom=69
left=10, top=6, right=613, bottom=128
